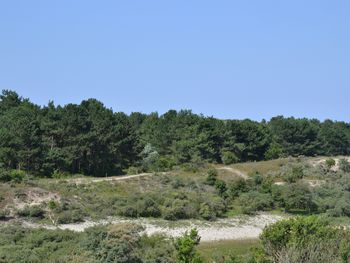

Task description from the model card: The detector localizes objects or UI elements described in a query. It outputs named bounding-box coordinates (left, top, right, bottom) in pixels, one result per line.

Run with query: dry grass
left=232, top=158, right=292, bottom=175
left=198, top=239, right=259, bottom=262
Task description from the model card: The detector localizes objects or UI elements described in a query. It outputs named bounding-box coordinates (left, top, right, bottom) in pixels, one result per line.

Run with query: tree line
left=0, top=90, right=349, bottom=176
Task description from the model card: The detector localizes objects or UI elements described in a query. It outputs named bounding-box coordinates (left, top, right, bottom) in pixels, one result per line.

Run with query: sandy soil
left=308, top=156, right=350, bottom=172
left=20, top=213, right=285, bottom=241
left=10, top=188, right=60, bottom=210
left=217, top=166, right=248, bottom=179
left=66, top=173, right=154, bottom=184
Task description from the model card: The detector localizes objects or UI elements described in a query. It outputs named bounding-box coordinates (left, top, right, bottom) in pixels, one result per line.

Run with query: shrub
left=260, top=216, right=350, bottom=263
left=182, top=163, right=200, bottom=173
left=163, top=198, right=197, bottom=220
left=82, top=224, right=144, bottom=263
left=171, top=177, right=186, bottom=189
left=327, top=196, right=350, bottom=217
left=0, top=209, right=9, bottom=220
left=339, top=158, right=350, bottom=173
left=239, top=191, right=273, bottom=214
left=325, top=158, right=336, bottom=169
left=281, top=163, right=304, bottom=183
left=206, top=168, right=218, bottom=186
left=52, top=170, right=70, bottom=179
left=221, top=151, right=238, bottom=165
left=57, top=209, right=85, bottom=224
left=0, top=169, right=11, bottom=182
left=126, top=166, right=142, bottom=175
left=282, top=182, right=316, bottom=212
left=215, top=180, right=228, bottom=198
left=198, top=203, right=215, bottom=220
left=0, top=169, right=24, bottom=182
left=174, top=228, right=202, bottom=263
left=17, top=205, right=45, bottom=219
left=153, top=156, right=176, bottom=171
left=137, top=197, right=161, bottom=217
left=139, top=234, right=176, bottom=263
left=9, top=170, right=25, bottom=183
left=119, top=205, right=138, bottom=218
left=228, top=178, right=249, bottom=198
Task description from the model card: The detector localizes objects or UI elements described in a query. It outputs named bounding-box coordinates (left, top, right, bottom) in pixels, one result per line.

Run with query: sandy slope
left=20, top=213, right=285, bottom=241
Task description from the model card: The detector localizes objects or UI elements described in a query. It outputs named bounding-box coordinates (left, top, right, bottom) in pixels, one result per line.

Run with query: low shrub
left=0, top=169, right=25, bottom=183
left=280, top=163, right=305, bottom=183
left=260, top=216, right=350, bottom=263
left=52, top=170, right=70, bottom=179
left=206, top=168, right=218, bottom=186
left=17, top=205, right=45, bottom=219
left=339, top=158, right=350, bottom=173
left=325, top=158, right=336, bottom=169
left=125, top=166, right=143, bottom=175
left=239, top=191, right=273, bottom=214
left=57, top=209, right=85, bottom=224
left=0, top=209, right=9, bottom=220
left=221, top=151, right=238, bottom=165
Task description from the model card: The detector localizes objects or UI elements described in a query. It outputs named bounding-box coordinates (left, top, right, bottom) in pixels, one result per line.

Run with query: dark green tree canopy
left=0, top=90, right=349, bottom=176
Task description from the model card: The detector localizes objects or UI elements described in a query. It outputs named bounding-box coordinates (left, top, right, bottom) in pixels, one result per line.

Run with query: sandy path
left=217, top=166, right=248, bottom=179
left=20, top=214, right=284, bottom=241
left=66, top=172, right=154, bottom=184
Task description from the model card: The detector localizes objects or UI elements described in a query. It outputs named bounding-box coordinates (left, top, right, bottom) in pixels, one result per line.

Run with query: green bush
left=17, top=205, right=45, bottom=219
left=0, top=209, right=9, bottom=220
left=221, top=151, right=238, bottom=165
left=199, top=203, right=216, bottom=220
left=174, top=228, right=202, bottom=263
left=0, top=169, right=25, bottom=183
left=281, top=163, right=304, bottom=183
left=325, top=158, right=336, bottom=169
left=215, top=180, right=228, bottom=198
left=126, top=166, right=143, bottom=175
left=82, top=224, right=144, bottom=263
left=153, top=156, right=176, bottom=171
left=239, top=191, right=273, bottom=214
left=119, top=205, right=138, bottom=218
left=163, top=199, right=195, bottom=220
left=228, top=178, right=249, bottom=198
left=181, top=163, right=200, bottom=173
left=137, top=197, right=161, bottom=217
left=282, top=182, right=316, bottom=212
left=0, top=169, right=11, bottom=182
left=57, top=209, right=85, bottom=224
left=52, top=170, right=70, bottom=179
left=139, top=234, right=176, bottom=263
left=339, top=158, right=350, bottom=173
left=206, top=168, right=218, bottom=186
left=260, top=216, right=350, bottom=263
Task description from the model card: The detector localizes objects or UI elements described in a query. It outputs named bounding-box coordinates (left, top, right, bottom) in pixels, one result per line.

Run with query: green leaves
left=175, top=228, right=202, bottom=263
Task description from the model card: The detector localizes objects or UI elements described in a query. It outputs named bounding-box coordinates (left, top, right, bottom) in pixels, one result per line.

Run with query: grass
left=233, top=158, right=291, bottom=175
left=198, top=239, right=259, bottom=262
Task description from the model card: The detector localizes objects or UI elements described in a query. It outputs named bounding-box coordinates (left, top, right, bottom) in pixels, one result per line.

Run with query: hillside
left=2, top=156, right=350, bottom=261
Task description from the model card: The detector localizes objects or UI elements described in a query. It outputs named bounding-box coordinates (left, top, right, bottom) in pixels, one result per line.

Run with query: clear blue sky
left=0, top=1, right=349, bottom=121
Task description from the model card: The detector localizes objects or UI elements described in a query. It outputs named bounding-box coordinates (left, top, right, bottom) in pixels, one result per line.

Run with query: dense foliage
left=0, top=224, right=203, bottom=263
left=1, top=90, right=350, bottom=177
left=257, top=216, right=350, bottom=263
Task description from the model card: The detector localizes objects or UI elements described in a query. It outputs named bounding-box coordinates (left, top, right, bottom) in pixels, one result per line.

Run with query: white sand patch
left=217, top=167, right=248, bottom=179
left=19, top=213, right=285, bottom=241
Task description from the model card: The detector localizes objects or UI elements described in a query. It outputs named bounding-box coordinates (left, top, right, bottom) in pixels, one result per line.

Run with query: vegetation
left=258, top=216, right=350, bottom=263
left=2, top=157, right=350, bottom=223
left=2, top=91, right=350, bottom=262
left=1, top=90, right=350, bottom=177
left=0, top=224, right=204, bottom=263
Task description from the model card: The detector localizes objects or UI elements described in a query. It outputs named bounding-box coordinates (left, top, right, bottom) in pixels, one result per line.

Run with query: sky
left=0, top=1, right=349, bottom=121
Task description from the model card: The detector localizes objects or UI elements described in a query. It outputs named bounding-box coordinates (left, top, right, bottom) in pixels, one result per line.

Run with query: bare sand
left=20, top=213, right=285, bottom=241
